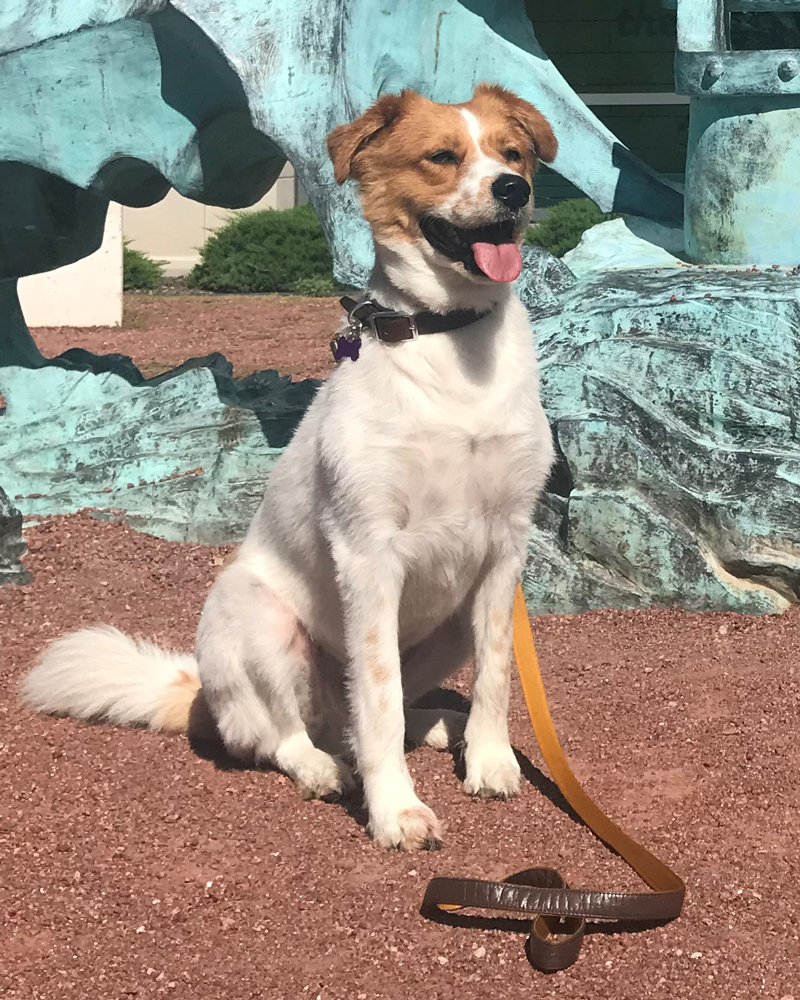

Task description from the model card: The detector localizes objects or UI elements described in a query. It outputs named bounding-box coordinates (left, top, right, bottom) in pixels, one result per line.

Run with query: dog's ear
left=474, top=83, right=558, bottom=165
left=327, top=92, right=408, bottom=184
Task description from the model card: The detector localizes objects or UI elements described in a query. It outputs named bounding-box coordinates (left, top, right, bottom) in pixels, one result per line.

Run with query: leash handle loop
left=422, top=584, right=685, bottom=972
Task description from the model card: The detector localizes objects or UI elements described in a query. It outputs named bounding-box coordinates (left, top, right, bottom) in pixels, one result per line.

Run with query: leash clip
left=345, top=299, right=373, bottom=336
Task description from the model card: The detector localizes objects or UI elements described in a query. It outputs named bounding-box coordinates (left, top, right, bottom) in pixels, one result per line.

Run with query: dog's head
left=327, top=84, right=557, bottom=294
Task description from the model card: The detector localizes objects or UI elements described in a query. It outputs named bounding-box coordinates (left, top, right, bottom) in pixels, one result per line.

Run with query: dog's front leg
left=463, top=545, right=524, bottom=800
left=338, top=546, right=443, bottom=851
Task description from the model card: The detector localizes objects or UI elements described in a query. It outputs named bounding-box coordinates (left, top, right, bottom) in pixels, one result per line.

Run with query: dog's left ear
left=327, top=92, right=408, bottom=184
left=474, top=83, right=558, bottom=165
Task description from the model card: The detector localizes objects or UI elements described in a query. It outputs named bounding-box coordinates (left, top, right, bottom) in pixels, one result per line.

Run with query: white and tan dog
left=22, top=84, right=557, bottom=851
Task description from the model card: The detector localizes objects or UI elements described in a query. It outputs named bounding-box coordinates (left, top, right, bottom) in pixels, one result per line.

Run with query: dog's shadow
left=187, top=686, right=583, bottom=834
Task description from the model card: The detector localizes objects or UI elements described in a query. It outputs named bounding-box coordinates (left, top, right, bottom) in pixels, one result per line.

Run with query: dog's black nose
left=491, top=173, right=531, bottom=210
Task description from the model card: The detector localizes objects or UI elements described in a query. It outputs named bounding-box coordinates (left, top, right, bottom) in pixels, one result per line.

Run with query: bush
left=290, top=274, right=342, bottom=297
left=123, top=241, right=165, bottom=290
left=525, top=198, right=621, bottom=258
left=188, top=203, right=340, bottom=295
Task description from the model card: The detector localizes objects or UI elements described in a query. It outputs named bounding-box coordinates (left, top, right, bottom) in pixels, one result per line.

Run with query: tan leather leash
left=423, top=584, right=685, bottom=971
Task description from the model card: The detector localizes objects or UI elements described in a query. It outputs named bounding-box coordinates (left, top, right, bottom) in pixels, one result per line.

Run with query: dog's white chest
left=392, top=426, right=537, bottom=644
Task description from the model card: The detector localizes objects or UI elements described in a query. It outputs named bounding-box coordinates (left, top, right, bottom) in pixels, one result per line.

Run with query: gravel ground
left=3, top=295, right=798, bottom=999
left=2, top=515, right=798, bottom=1000
left=33, top=293, right=342, bottom=380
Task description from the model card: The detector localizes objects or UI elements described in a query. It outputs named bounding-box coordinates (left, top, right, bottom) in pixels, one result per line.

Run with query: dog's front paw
left=296, top=751, right=356, bottom=801
left=463, top=742, right=521, bottom=800
left=369, top=801, right=443, bottom=851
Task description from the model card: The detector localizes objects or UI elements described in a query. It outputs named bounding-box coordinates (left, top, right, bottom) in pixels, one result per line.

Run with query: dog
left=22, top=83, right=558, bottom=851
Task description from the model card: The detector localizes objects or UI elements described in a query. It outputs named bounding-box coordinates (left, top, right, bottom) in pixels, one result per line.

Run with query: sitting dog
left=22, top=83, right=557, bottom=851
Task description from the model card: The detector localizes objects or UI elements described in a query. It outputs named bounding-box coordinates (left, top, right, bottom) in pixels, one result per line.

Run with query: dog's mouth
left=418, top=215, right=522, bottom=283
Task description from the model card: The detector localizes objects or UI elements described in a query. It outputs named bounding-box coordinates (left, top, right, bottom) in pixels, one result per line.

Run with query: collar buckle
left=339, top=294, right=488, bottom=349
left=368, top=309, right=418, bottom=344
left=343, top=297, right=418, bottom=345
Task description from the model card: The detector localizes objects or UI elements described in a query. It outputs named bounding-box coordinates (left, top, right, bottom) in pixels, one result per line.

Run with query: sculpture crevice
left=0, top=486, right=31, bottom=586
left=713, top=554, right=800, bottom=606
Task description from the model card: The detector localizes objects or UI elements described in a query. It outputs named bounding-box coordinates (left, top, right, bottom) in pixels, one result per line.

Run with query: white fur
left=22, top=101, right=555, bottom=851
left=439, top=108, right=510, bottom=224
left=22, top=626, right=198, bottom=729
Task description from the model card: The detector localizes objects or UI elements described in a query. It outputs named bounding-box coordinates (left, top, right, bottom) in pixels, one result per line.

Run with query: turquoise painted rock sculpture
left=3, top=237, right=798, bottom=612
left=0, top=356, right=315, bottom=544
left=522, top=229, right=800, bottom=615
left=1, top=0, right=798, bottom=615
left=0, top=0, right=682, bottom=368
left=672, top=0, right=800, bottom=263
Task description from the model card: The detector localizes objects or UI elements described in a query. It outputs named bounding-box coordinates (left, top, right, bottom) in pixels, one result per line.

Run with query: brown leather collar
left=339, top=295, right=490, bottom=345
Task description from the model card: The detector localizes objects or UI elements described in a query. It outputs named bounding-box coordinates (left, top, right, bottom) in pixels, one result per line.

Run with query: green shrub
left=525, top=198, right=621, bottom=258
left=289, top=274, right=341, bottom=297
left=188, top=203, right=340, bottom=295
left=123, top=241, right=165, bottom=290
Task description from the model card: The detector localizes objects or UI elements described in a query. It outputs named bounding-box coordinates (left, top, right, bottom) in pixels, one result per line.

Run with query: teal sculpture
left=669, top=0, right=800, bottom=262
left=521, top=237, right=800, bottom=615
left=0, top=0, right=681, bottom=370
left=1, top=0, right=798, bottom=614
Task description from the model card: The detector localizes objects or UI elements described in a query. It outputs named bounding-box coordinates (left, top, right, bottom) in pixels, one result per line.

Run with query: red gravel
left=33, top=293, right=342, bottom=380
left=2, top=513, right=799, bottom=999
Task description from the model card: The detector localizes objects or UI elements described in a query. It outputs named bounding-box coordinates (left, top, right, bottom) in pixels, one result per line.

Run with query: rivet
left=778, top=58, right=799, bottom=82
left=705, top=58, right=724, bottom=81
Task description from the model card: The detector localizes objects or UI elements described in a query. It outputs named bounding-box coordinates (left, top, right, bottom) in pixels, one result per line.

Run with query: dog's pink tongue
left=472, top=242, right=522, bottom=282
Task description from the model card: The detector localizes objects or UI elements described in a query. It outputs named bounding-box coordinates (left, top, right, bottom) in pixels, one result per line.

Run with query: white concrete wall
left=14, top=165, right=303, bottom=330
left=18, top=203, right=123, bottom=328
left=122, top=162, right=304, bottom=276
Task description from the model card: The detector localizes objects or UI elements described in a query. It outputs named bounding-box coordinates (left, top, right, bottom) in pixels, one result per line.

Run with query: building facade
left=122, top=161, right=306, bottom=277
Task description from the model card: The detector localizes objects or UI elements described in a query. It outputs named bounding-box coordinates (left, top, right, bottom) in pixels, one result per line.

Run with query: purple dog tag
left=331, top=334, right=362, bottom=362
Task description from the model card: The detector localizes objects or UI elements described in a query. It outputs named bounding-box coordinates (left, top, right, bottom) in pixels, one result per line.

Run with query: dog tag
left=330, top=334, right=361, bottom=362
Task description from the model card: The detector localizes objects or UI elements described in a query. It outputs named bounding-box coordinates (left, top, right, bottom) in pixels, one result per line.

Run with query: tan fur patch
left=364, top=628, right=390, bottom=682
left=489, top=607, right=511, bottom=655
left=491, top=635, right=509, bottom=656
left=327, top=84, right=557, bottom=247
left=490, top=608, right=507, bottom=630
left=367, top=656, right=391, bottom=684
left=155, top=671, right=202, bottom=733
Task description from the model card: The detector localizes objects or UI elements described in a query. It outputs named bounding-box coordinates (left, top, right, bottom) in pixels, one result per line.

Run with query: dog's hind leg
left=197, top=565, right=354, bottom=799
left=402, top=615, right=473, bottom=750
left=405, top=708, right=467, bottom=750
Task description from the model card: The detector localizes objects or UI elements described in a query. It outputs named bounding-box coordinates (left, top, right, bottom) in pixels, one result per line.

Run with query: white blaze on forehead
left=441, top=107, right=507, bottom=211
left=460, top=108, right=484, bottom=149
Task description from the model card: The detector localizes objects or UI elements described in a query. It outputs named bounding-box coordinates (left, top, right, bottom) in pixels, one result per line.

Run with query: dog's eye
left=503, top=148, right=522, bottom=163
left=427, top=149, right=458, bottom=165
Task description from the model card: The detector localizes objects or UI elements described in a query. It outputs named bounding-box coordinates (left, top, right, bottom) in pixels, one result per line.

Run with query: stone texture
left=525, top=263, right=800, bottom=615
left=0, top=0, right=796, bottom=612
left=0, top=356, right=318, bottom=545
left=3, top=258, right=798, bottom=614
left=0, top=486, right=30, bottom=586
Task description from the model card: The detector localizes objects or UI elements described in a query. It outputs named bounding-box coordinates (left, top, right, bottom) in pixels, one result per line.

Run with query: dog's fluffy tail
left=21, top=626, right=206, bottom=734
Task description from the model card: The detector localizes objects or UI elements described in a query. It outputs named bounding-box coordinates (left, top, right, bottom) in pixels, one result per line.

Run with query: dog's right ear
left=327, top=92, right=407, bottom=184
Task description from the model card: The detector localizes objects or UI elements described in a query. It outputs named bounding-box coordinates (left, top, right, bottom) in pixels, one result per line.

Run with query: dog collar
left=332, top=295, right=491, bottom=362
